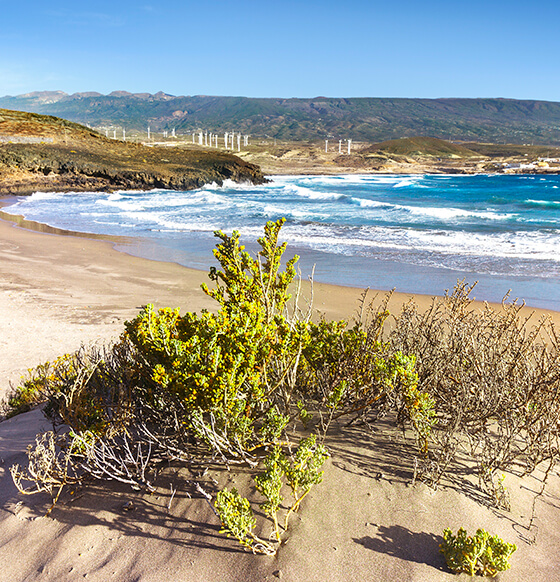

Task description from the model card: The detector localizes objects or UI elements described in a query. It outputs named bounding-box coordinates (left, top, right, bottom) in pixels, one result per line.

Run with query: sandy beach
left=1, top=214, right=560, bottom=581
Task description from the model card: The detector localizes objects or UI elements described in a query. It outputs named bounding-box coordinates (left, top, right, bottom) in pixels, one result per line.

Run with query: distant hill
left=362, top=137, right=479, bottom=158
left=0, top=109, right=265, bottom=195
left=2, top=92, right=560, bottom=145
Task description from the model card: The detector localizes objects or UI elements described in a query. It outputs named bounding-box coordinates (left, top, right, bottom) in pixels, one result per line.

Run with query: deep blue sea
left=5, top=174, right=560, bottom=310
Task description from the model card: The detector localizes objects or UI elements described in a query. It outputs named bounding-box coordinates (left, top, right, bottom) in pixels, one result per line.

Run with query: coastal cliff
left=0, top=109, right=266, bottom=195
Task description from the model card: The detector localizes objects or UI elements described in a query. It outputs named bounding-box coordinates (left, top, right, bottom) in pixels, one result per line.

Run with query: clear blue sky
left=2, top=0, right=559, bottom=101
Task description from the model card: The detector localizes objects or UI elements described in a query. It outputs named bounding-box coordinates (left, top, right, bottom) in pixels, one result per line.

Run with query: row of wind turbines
left=103, top=127, right=354, bottom=154
left=104, top=127, right=250, bottom=151
left=191, top=130, right=249, bottom=151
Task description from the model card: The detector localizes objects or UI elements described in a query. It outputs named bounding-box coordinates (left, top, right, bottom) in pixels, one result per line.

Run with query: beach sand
left=1, top=215, right=560, bottom=581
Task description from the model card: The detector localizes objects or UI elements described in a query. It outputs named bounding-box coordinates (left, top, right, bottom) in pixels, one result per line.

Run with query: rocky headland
left=0, top=109, right=266, bottom=196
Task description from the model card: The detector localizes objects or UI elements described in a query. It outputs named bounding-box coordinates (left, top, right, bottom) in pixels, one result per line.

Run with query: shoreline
left=3, top=199, right=560, bottom=315
left=4, top=174, right=560, bottom=312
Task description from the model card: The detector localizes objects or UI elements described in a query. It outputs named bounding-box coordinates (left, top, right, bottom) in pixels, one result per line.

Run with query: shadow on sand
left=354, top=525, right=446, bottom=571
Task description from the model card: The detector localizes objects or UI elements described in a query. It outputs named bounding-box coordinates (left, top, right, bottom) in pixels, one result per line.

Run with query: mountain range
left=2, top=91, right=560, bottom=145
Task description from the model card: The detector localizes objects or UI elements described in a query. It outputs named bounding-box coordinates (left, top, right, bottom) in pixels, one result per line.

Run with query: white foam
left=349, top=198, right=390, bottom=209
left=270, top=221, right=560, bottom=263
left=179, top=191, right=231, bottom=206
left=393, top=178, right=419, bottom=188
left=403, top=205, right=515, bottom=221
left=96, top=199, right=147, bottom=211
left=201, top=178, right=260, bottom=191
left=303, top=175, right=372, bottom=186
left=9, top=175, right=560, bottom=279
left=526, top=199, right=560, bottom=206
left=28, top=191, right=60, bottom=201
left=289, top=186, right=343, bottom=201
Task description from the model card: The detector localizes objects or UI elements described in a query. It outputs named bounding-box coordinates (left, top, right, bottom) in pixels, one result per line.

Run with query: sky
left=1, top=0, right=560, bottom=101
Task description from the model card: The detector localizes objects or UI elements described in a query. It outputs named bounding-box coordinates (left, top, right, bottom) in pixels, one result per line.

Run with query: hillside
left=362, top=137, right=479, bottom=158
left=3, top=91, right=560, bottom=145
left=230, top=136, right=560, bottom=175
left=0, top=109, right=265, bottom=195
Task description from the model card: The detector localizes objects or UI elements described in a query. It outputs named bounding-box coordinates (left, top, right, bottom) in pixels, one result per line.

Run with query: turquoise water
left=5, top=174, right=560, bottom=310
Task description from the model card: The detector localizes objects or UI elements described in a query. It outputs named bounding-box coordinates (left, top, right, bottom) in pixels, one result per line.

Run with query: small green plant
left=3, top=354, right=76, bottom=419
left=296, top=400, right=313, bottom=427
left=282, top=434, right=329, bottom=527
left=440, top=527, right=517, bottom=577
left=215, top=436, right=329, bottom=554
left=254, top=446, right=285, bottom=541
left=479, top=466, right=511, bottom=511
left=393, top=353, right=436, bottom=455
left=258, top=406, right=290, bottom=444
left=215, top=487, right=276, bottom=555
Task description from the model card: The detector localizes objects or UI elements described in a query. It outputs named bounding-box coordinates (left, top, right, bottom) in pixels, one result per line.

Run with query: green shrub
left=12, top=218, right=555, bottom=559
left=120, top=218, right=315, bottom=461
left=8, top=218, right=428, bottom=553
left=440, top=527, right=517, bottom=576
left=300, top=314, right=436, bottom=453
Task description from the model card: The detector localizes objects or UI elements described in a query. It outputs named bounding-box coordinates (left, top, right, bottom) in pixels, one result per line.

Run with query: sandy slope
left=1, top=217, right=559, bottom=582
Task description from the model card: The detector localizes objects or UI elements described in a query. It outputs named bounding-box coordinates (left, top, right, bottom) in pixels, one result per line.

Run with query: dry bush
left=386, top=281, right=560, bottom=501
left=10, top=431, right=83, bottom=514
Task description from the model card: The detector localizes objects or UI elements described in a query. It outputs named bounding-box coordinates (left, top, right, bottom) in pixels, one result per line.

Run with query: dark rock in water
left=0, top=108, right=266, bottom=196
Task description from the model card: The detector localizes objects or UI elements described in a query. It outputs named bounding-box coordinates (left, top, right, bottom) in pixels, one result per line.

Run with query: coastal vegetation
left=3, top=220, right=558, bottom=569
left=440, top=527, right=517, bottom=576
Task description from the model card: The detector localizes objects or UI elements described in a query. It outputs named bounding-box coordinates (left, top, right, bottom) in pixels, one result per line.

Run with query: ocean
left=4, top=174, right=560, bottom=310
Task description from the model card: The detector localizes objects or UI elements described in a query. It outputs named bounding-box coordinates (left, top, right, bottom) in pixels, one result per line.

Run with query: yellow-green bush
left=440, top=527, right=516, bottom=576
left=8, top=219, right=431, bottom=555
